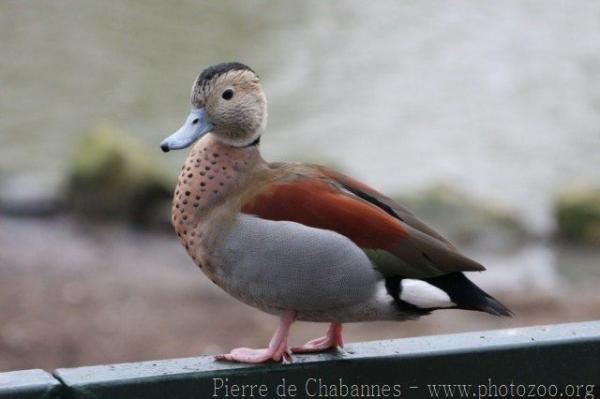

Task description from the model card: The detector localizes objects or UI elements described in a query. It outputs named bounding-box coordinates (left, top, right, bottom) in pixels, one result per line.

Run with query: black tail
left=424, top=272, right=513, bottom=317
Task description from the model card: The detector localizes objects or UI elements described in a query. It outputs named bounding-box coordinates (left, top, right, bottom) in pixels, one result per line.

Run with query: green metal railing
left=1, top=321, right=599, bottom=399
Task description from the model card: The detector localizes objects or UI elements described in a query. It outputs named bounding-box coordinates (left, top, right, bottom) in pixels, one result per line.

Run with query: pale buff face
left=191, top=69, right=267, bottom=147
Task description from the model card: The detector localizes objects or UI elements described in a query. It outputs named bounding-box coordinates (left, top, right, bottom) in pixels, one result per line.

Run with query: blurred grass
left=67, top=125, right=173, bottom=228
left=555, top=185, right=600, bottom=246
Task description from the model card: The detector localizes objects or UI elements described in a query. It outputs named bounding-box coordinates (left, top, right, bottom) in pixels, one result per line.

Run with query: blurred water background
left=1, top=1, right=599, bottom=370
left=3, top=1, right=600, bottom=231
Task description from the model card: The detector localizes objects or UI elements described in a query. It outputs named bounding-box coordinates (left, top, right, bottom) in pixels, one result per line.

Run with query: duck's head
left=160, top=62, right=266, bottom=152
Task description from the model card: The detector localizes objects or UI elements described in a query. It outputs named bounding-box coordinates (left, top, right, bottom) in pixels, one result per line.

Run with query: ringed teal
left=160, top=62, right=512, bottom=364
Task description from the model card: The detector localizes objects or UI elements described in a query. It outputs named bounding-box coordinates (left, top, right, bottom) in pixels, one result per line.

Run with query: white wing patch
left=400, top=279, right=455, bottom=308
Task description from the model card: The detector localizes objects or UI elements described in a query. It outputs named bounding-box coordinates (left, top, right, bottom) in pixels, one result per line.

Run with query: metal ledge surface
left=2, top=321, right=599, bottom=398
left=0, top=369, right=62, bottom=399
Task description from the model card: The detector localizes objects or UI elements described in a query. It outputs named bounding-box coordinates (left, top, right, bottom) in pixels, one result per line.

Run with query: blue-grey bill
left=160, top=108, right=212, bottom=152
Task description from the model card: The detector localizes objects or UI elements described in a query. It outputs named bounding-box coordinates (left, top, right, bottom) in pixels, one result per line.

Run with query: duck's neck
left=171, top=135, right=261, bottom=254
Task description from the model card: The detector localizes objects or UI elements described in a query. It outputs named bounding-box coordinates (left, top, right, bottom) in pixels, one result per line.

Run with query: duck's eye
left=222, top=89, right=234, bottom=100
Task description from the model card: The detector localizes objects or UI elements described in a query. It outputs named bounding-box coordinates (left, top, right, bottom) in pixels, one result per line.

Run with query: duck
left=160, top=62, right=512, bottom=364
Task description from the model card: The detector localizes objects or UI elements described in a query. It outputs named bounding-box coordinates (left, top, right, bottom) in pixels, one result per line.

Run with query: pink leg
left=215, top=311, right=296, bottom=363
left=291, top=322, right=344, bottom=353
